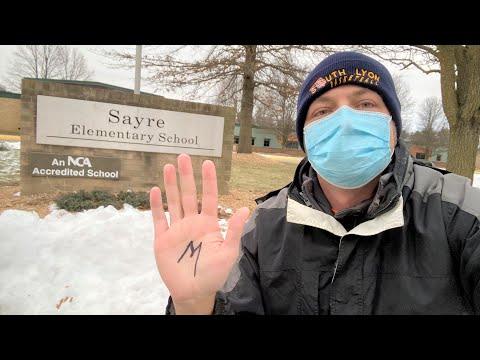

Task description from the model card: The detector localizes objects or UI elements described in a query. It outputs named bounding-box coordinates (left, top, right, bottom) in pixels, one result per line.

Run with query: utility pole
left=134, top=45, right=142, bottom=95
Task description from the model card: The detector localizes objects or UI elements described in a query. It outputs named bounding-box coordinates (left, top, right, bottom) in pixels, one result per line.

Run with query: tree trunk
left=237, top=46, right=256, bottom=154
left=446, top=119, right=479, bottom=182
left=425, top=147, right=431, bottom=160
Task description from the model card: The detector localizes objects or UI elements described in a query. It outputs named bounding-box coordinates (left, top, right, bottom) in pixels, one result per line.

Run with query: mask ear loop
left=388, top=118, right=395, bottom=159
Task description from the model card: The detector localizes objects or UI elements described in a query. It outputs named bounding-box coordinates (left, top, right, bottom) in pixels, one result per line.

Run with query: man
left=150, top=51, right=480, bottom=315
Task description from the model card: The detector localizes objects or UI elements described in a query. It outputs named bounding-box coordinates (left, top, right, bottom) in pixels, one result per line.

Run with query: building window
left=416, top=153, right=426, bottom=159
left=234, top=136, right=239, bottom=144
left=286, top=141, right=299, bottom=149
left=436, top=154, right=442, bottom=161
left=252, top=138, right=255, bottom=145
left=264, top=138, right=271, bottom=147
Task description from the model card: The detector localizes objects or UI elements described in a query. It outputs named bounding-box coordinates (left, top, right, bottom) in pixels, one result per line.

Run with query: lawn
left=229, top=153, right=302, bottom=193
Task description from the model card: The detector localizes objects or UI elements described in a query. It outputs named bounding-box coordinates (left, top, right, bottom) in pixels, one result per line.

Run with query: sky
left=0, top=45, right=167, bottom=96
left=0, top=45, right=442, bottom=112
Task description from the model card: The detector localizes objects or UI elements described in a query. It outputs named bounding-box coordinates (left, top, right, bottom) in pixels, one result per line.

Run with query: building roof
left=0, top=91, right=21, bottom=99
left=23, top=78, right=161, bottom=97
left=234, top=122, right=272, bottom=130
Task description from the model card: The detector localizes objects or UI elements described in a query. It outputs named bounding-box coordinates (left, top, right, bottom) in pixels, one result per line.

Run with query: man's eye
left=359, top=102, right=374, bottom=108
left=313, top=109, right=329, bottom=117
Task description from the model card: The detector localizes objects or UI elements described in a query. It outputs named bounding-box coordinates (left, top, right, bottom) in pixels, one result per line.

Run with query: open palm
left=150, top=154, right=249, bottom=312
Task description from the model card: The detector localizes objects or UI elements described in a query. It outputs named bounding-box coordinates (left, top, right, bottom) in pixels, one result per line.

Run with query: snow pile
left=0, top=203, right=232, bottom=315
left=0, top=205, right=172, bottom=314
left=0, top=143, right=20, bottom=183
left=2, top=141, right=21, bottom=150
left=474, top=174, right=480, bottom=188
left=217, top=205, right=234, bottom=218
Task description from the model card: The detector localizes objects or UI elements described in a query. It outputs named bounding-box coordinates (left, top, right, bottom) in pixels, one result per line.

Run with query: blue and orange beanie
left=295, top=51, right=402, bottom=151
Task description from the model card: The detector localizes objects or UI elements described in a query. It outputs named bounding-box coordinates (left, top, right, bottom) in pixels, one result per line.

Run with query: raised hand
left=150, top=154, right=249, bottom=314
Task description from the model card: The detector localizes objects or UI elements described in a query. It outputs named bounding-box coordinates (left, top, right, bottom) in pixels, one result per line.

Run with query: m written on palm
left=150, top=154, right=250, bottom=315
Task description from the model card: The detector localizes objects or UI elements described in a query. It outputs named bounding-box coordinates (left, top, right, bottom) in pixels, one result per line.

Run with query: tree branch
left=400, top=60, right=441, bottom=74
left=412, top=45, right=439, bottom=57
left=354, top=45, right=441, bottom=74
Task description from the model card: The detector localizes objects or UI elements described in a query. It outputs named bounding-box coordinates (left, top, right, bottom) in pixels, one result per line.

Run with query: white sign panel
left=36, top=95, right=225, bottom=157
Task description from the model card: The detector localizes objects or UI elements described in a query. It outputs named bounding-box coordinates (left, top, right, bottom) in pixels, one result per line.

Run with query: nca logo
left=67, top=156, right=92, bottom=167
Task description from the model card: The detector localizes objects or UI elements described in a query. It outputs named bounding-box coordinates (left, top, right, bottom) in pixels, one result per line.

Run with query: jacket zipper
left=331, top=236, right=343, bottom=283
left=298, top=191, right=313, bottom=208
left=373, top=193, right=400, bottom=218
left=300, top=189, right=343, bottom=283
left=331, top=215, right=359, bottom=284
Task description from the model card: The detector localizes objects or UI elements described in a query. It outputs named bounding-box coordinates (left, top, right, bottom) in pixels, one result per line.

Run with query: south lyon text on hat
left=310, top=68, right=381, bottom=94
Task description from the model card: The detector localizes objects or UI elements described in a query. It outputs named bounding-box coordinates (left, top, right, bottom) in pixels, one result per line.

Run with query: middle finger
left=177, top=154, right=199, bottom=217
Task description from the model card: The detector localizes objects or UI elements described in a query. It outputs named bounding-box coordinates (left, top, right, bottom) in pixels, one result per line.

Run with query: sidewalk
left=256, top=152, right=303, bottom=165
left=0, top=135, right=20, bottom=141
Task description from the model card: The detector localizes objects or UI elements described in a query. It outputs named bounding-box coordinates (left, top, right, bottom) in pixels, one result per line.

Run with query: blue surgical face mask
left=304, top=105, right=393, bottom=189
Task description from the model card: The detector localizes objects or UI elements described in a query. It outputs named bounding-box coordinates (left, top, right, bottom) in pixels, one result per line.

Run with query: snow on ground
left=0, top=204, right=230, bottom=315
left=0, top=205, right=166, bottom=314
left=0, top=141, right=20, bottom=184
left=1, top=141, right=21, bottom=150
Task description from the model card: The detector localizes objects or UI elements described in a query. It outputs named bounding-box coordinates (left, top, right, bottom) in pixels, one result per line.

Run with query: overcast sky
left=0, top=45, right=442, bottom=127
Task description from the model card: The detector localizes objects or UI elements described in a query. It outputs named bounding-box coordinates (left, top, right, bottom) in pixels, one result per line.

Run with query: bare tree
left=274, top=94, right=297, bottom=149
left=354, top=45, right=480, bottom=181
left=57, top=46, right=94, bottom=81
left=392, top=72, right=416, bottom=137
left=214, top=76, right=244, bottom=126
left=3, top=45, right=61, bottom=91
left=253, top=76, right=299, bottom=148
left=252, top=98, right=275, bottom=128
left=3, top=45, right=94, bottom=92
left=436, top=126, right=450, bottom=151
left=410, top=97, right=448, bottom=158
left=98, top=45, right=336, bottom=153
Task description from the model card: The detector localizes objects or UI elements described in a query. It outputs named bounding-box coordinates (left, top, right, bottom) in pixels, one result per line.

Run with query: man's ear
left=391, top=122, right=398, bottom=148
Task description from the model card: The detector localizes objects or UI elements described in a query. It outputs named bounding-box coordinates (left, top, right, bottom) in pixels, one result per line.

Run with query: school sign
left=36, top=95, right=225, bottom=157
left=20, top=79, right=235, bottom=195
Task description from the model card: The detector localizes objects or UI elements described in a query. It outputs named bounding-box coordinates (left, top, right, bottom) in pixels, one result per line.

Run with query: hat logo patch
left=309, top=77, right=327, bottom=94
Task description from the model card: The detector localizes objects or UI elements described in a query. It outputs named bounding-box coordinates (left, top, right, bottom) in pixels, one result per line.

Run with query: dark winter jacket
left=167, top=140, right=480, bottom=314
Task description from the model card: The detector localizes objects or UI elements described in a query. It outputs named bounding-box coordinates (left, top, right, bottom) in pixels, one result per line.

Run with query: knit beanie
left=296, top=51, right=401, bottom=151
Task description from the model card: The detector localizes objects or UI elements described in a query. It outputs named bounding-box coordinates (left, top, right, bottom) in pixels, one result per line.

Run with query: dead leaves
left=55, top=296, right=73, bottom=310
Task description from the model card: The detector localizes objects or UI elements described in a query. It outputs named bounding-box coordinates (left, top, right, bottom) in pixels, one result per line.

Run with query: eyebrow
left=313, top=87, right=374, bottom=104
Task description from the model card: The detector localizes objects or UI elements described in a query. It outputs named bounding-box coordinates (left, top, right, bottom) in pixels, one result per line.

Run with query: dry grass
left=231, top=152, right=277, bottom=165
left=0, top=152, right=302, bottom=218
left=229, top=152, right=300, bottom=194
left=0, top=185, right=60, bottom=218
left=218, top=189, right=265, bottom=214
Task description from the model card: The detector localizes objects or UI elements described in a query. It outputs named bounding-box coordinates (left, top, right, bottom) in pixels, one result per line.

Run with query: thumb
left=224, top=207, right=250, bottom=251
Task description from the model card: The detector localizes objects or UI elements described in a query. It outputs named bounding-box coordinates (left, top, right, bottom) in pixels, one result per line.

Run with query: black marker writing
left=177, top=241, right=202, bottom=277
